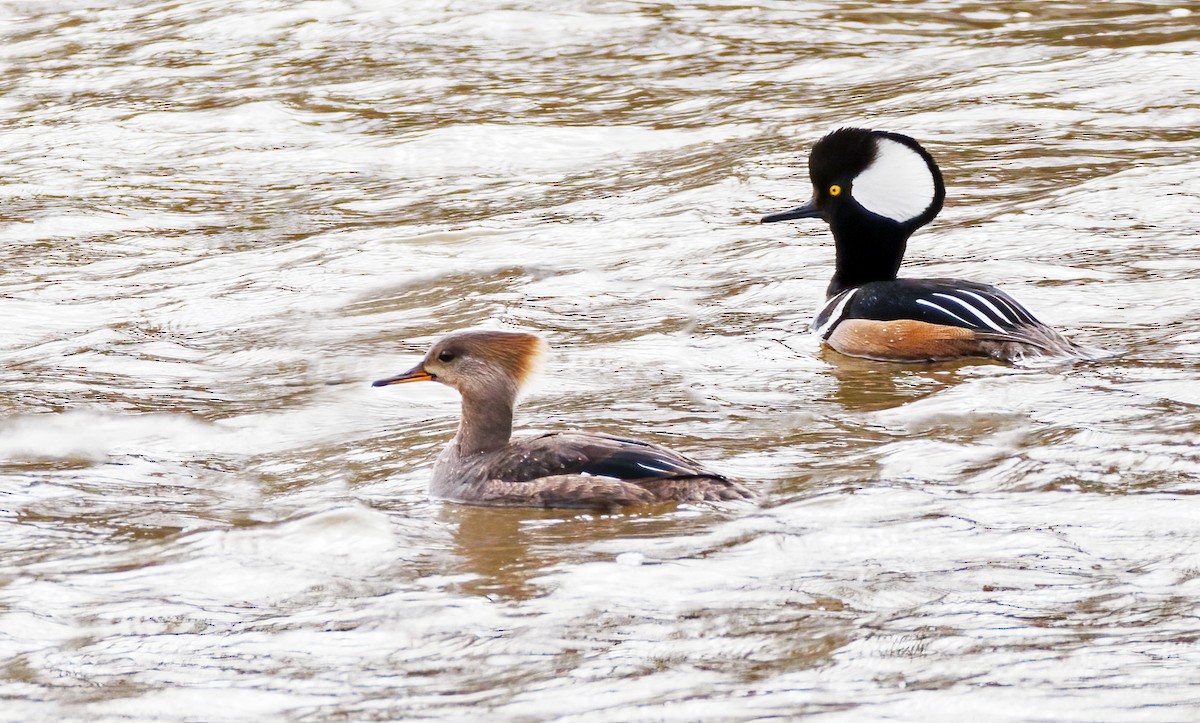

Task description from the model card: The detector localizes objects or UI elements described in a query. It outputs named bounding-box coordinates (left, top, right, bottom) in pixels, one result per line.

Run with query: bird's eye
left=437, top=349, right=457, bottom=363
left=829, top=184, right=842, bottom=196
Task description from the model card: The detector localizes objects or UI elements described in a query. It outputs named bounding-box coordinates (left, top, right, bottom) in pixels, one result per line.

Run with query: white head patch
left=850, top=136, right=936, bottom=223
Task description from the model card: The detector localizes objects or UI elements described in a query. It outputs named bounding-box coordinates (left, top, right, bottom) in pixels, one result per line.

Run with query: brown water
left=2, top=1, right=1199, bottom=720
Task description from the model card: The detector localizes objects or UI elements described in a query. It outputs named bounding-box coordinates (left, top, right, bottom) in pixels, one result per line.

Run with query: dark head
left=372, top=330, right=546, bottom=400
left=761, top=128, right=946, bottom=294
left=761, top=127, right=945, bottom=229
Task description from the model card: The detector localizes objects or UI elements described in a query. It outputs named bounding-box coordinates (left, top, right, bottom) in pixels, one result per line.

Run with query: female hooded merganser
left=762, top=127, right=1088, bottom=363
left=373, top=330, right=751, bottom=509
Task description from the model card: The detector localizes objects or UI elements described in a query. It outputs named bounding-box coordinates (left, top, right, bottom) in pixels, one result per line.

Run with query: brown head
left=372, top=330, right=547, bottom=400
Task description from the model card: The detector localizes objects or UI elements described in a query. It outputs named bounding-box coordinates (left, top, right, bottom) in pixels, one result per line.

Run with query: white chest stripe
left=916, top=298, right=973, bottom=327
left=957, top=289, right=1013, bottom=324
left=813, top=288, right=859, bottom=338
left=931, top=292, right=1007, bottom=333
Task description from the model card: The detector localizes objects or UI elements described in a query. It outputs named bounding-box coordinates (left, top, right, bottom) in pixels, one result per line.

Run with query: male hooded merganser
left=762, top=127, right=1088, bottom=363
left=373, top=330, right=751, bottom=509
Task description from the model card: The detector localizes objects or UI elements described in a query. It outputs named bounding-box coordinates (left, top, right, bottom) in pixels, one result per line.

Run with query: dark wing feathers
left=812, top=278, right=1092, bottom=362
left=815, top=278, right=1084, bottom=357
left=481, top=432, right=751, bottom=504
left=575, top=445, right=703, bottom=480
left=500, top=432, right=719, bottom=483
left=846, top=278, right=1039, bottom=333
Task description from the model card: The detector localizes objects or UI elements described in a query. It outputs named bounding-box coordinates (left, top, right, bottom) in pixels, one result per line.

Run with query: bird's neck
left=827, top=214, right=910, bottom=297
left=455, top=384, right=517, bottom=456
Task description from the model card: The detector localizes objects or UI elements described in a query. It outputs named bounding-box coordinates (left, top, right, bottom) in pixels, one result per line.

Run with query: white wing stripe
left=916, top=298, right=974, bottom=327
left=958, top=289, right=1013, bottom=325
left=812, top=288, right=859, bottom=338
left=988, top=292, right=1025, bottom=323
left=637, top=460, right=685, bottom=474
left=637, top=462, right=669, bottom=473
left=994, top=291, right=1037, bottom=325
left=931, top=292, right=1007, bottom=333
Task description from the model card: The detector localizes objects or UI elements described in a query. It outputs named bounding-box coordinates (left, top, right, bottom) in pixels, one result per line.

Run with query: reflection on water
left=443, top=505, right=713, bottom=600
left=2, top=0, right=1199, bottom=719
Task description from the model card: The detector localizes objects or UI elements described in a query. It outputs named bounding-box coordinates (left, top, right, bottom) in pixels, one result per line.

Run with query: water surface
left=1, top=1, right=1199, bottom=720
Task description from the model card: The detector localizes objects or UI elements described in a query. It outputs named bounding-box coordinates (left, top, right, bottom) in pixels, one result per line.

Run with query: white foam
left=851, top=136, right=937, bottom=223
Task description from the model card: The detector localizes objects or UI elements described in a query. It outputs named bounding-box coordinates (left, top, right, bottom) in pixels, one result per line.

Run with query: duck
left=372, top=330, right=752, bottom=509
left=761, top=127, right=1090, bottom=363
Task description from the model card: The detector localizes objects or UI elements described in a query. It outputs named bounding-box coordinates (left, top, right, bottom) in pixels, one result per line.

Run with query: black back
left=814, top=278, right=1046, bottom=337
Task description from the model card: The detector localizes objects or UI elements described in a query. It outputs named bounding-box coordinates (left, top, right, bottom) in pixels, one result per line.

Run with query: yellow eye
left=829, top=184, right=842, bottom=196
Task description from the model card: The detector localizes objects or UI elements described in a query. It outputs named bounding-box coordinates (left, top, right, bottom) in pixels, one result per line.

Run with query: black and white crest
left=852, top=135, right=940, bottom=224
left=808, top=128, right=946, bottom=228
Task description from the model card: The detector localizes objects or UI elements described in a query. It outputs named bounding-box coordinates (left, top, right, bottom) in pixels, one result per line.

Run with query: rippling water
left=2, top=0, right=1198, bottom=719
